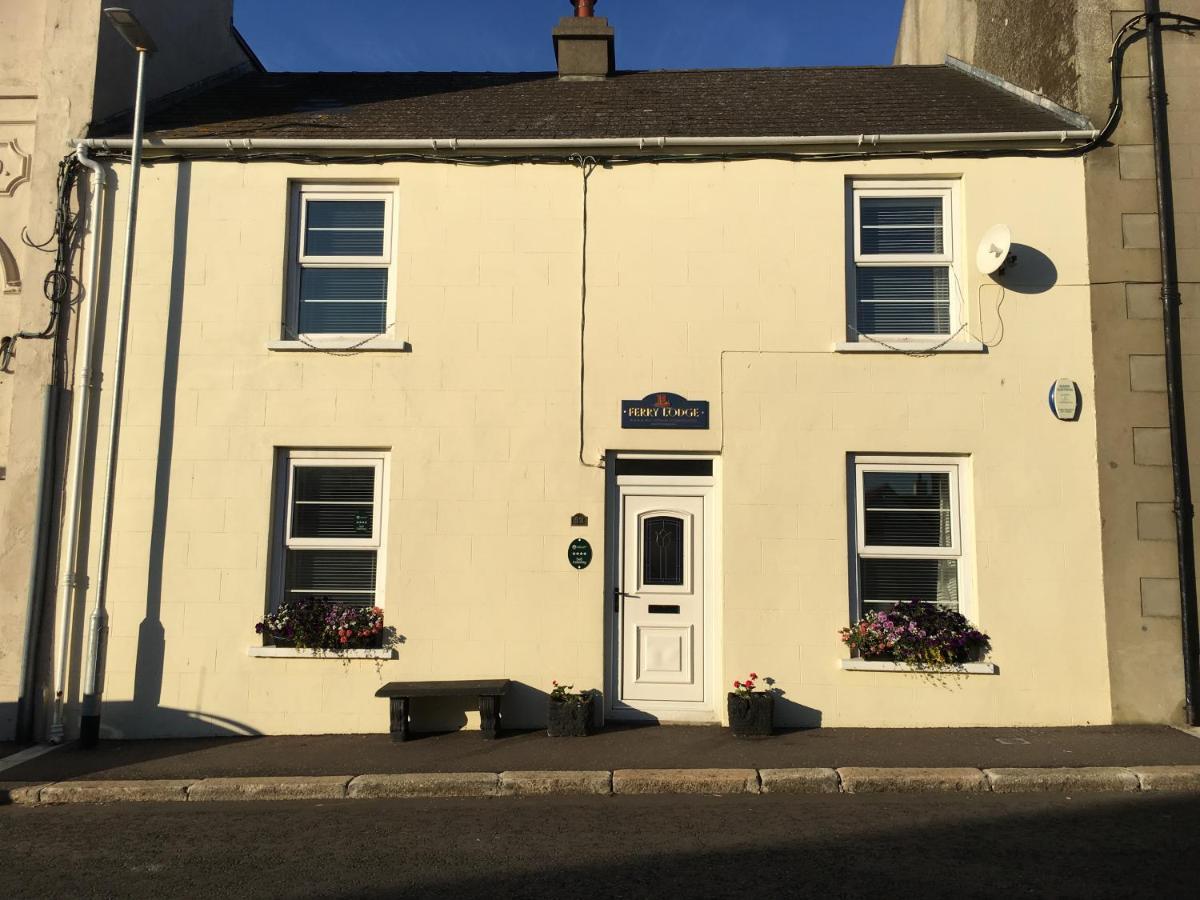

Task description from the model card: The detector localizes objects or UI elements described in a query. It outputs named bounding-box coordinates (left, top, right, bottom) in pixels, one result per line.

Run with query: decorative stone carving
left=0, top=236, right=19, bottom=294
left=0, top=139, right=32, bottom=197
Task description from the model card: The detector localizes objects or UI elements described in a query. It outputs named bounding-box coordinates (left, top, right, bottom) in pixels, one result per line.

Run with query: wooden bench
left=376, top=679, right=511, bottom=742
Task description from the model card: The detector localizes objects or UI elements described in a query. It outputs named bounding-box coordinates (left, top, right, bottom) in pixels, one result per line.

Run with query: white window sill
left=834, top=340, right=986, bottom=354
left=840, top=658, right=997, bottom=674
left=247, top=647, right=396, bottom=660
left=267, top=339, right=412, bottom=353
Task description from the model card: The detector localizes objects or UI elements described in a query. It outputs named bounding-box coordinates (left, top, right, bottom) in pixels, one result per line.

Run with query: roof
left=96, top=65, right=1086, bottom=143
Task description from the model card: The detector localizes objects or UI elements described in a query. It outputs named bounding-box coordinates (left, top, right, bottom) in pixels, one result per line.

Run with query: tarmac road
left=1, top=792, right=1197, bottom=898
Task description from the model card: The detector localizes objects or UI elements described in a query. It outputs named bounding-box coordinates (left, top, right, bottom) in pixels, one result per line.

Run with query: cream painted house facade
left=14, top=6, right=1158, bottom=739
left=65, top=104, right=1116, bottom=736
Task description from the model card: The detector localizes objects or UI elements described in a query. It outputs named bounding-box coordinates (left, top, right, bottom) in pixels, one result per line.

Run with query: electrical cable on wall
left=1, top=156, right=82, bottom=377
left=570, top=153, right=602, bottom=469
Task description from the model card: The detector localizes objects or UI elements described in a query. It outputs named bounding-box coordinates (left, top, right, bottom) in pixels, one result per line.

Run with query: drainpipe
left=43, top=147, right=106, bottom=747
left=1145, top=0, right=1200, bottom=726
left=15, top=386, right=57, bottom=743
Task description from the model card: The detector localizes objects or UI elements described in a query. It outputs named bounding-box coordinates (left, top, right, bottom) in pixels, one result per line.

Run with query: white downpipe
left=46, top=150, right=107, bottom=742
left=73, top=128, right=1099, bottom=154
left=50, top=49, right=148, bottom=742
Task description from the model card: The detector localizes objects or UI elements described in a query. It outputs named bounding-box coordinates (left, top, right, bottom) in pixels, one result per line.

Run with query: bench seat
left=376, top=679, right=511, bottom=741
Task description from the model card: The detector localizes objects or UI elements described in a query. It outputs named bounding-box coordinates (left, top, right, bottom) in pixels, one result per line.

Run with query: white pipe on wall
left=46, top=149, right=107, bottom=742
left=73, top=129, right=1099, bottom=154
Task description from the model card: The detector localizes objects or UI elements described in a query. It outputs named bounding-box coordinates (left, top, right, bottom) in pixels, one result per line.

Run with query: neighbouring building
left=896, top=0, right=1200, bottom=725
left=0, top=0, right=259, bottom=741
left=8, top=1, right=1194, bottom=739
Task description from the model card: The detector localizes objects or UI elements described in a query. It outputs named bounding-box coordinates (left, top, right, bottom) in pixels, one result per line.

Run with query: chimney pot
left=572, top=0, right=597, bottom=17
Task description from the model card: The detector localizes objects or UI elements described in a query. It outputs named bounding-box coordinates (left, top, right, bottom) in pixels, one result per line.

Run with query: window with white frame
left=276, top=451, right=386, bottom=608
left=852, top=456, right=969, bottom=616
left=849, top=182, right=959, bottom=341
left=287, top=184, right=396, bottom=339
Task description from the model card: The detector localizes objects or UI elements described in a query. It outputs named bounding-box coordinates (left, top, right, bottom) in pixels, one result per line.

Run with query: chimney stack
left=554, top=0, right=614, bottom=80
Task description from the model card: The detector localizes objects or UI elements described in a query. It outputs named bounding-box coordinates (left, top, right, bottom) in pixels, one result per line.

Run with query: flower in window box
left=257, top=598, right=393, bottom=653
left=839, top=601, right=990, bottom=666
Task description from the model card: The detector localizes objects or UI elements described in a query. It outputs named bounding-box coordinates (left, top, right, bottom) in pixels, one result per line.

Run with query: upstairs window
left=287, top=185, right=395, bottom=340
left=852, top=456, right=970, bottom=617
left=849, top=182, right=959, bottom=342
left=277, top=451, right=387, bottom=608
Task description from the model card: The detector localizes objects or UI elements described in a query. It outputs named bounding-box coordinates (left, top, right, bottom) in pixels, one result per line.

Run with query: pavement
left=3, top=793, right=1200, bottom=898
left=3, top=724, right=1200, bottom=803
left=5, top=724, right=1200, bottom=780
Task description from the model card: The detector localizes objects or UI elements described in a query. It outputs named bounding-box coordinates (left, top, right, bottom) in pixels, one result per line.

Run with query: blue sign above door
left=621, top=393, right=710, bottom=430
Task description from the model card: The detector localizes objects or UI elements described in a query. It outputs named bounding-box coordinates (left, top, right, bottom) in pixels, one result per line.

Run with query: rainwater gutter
left=72, top=129, right=1099, bottom=153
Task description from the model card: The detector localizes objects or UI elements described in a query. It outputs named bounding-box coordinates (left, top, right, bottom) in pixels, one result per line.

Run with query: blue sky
left=233, top=1, right=907, bottom=72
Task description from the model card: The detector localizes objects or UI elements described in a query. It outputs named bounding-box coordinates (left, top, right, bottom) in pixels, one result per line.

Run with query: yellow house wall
left=73, top=154, right=1108, bottom=737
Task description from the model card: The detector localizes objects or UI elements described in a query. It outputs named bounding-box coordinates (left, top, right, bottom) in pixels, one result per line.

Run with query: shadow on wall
left=52, top=161, right=197, bottom=743
left=994, top=242, right=1059, bottom=295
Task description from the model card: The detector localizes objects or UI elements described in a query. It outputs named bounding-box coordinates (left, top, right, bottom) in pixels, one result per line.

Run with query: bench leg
left=389, top=697, right=410, bottom=743
left=479, top=695, right=501, bottom=740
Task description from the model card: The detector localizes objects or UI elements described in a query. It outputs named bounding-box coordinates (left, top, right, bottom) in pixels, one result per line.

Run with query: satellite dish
left=976, top=224, right=1014, bottom=276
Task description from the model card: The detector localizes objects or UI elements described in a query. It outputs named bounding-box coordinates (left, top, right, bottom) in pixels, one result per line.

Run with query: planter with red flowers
left=547, top=681, right=598, bottom=737
left=254, top=598, right=397, bottom=657
left=727, top=672, right=776, bottom=738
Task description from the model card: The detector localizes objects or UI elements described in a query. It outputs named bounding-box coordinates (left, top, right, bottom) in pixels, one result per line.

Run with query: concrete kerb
left=11, top=766, right=1200, bottom=804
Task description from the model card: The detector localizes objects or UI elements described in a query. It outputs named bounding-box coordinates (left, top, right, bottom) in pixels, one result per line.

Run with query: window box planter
left=547, top=693, right=596, bottom=737
left=727, top=692, right=774, bottom=738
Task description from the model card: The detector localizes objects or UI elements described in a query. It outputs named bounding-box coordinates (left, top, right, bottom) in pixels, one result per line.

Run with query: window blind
left=282, top=461, right=381, bottom=607
left=304, top=200, right=386, bottom=256
left=298, top=268, right=388, bottom=334
left=859, top=197, right=944, bottom=255
left=856, top=465, right=961, bottom=614
left=853, top=189, right=953, bottom=338
left=291, top=466, right=376, bottom=540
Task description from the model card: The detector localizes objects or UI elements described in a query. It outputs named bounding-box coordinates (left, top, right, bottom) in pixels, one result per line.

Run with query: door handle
left=613, top=588, right=637, bottom=612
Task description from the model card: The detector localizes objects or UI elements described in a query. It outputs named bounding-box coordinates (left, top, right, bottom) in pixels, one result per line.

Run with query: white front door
left=617, top=489, right=709, bottom=708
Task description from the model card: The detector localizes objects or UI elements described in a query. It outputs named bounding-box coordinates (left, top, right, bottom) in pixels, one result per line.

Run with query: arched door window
left=642, top=516, right=685, bottom=586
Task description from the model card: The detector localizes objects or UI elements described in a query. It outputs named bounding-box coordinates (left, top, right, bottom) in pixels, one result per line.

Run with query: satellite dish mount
left=976, top=224, right=1016, bottom=277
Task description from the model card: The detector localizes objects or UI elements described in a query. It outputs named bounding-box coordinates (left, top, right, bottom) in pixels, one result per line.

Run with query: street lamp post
left=71, top=7, right=155, bottom=747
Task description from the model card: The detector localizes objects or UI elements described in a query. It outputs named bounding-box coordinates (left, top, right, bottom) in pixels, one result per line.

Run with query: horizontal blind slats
left=859, top=558, right=959, bottom=609
left=855, top=266, right=951, bottom=335
left=304, top=200, right=386, bottom=257
left=860, top=197, right=944, bottom=255
left=294, top=466, right=375, bottom=502
left=284, top=549, right=377, bottom=601
left=298, top=268, right=387, bottom=334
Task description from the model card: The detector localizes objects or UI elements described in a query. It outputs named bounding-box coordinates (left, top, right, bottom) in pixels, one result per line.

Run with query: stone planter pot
left=727, top=692, right=774, bottom=738
left=547, top=694, right=595, bottom=737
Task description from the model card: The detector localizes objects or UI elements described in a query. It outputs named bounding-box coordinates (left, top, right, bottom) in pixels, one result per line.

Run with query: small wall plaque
left=568, top=538, right=593, bottom=570
left=621, top=392, right=709, bottom=430
left=1049, top=378, right=1081, bottom=421
left=571, top=513, right=589, bottom=527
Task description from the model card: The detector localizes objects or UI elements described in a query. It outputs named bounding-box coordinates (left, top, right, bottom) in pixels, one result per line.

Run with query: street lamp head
left=103, top=8, right=157, bottom=53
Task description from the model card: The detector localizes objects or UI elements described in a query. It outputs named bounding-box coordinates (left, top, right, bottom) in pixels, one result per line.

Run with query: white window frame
left=272, top=449, right=390, bottom=610
left=849, top=454, right=974, bottom=621
left=847, top=180, right=963, bottom=343
left=286, top=183, right=398, bottom=343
